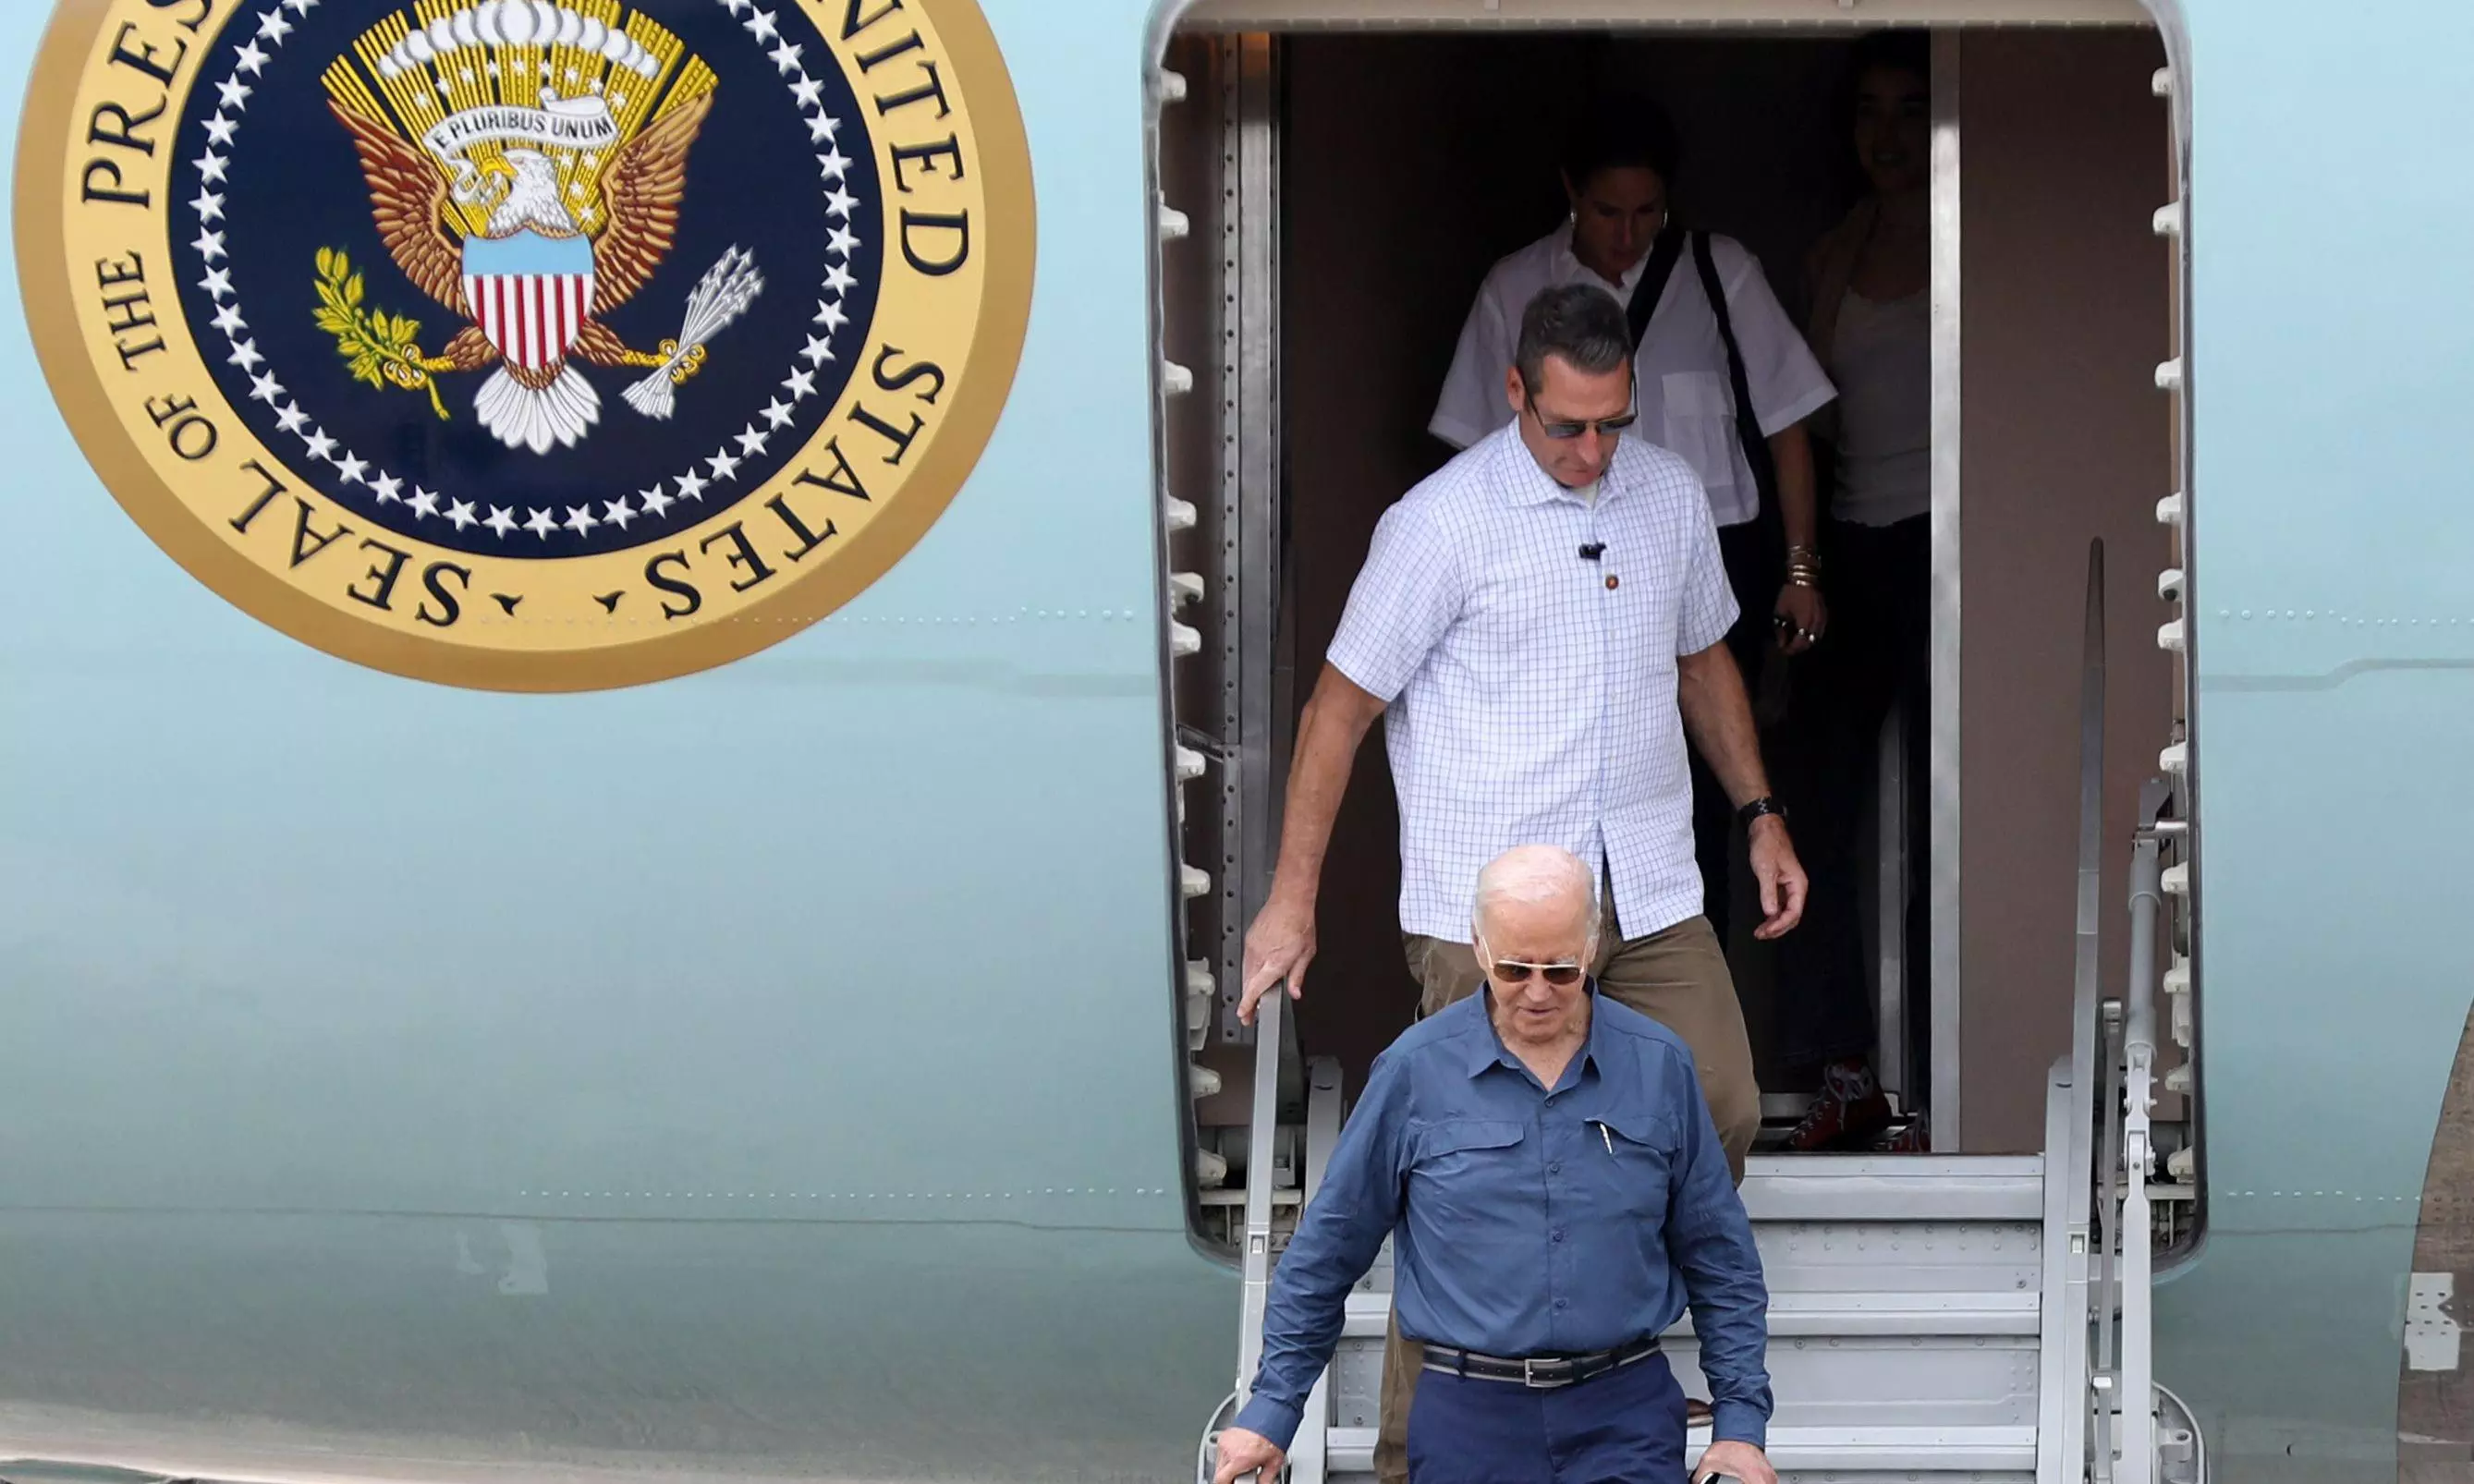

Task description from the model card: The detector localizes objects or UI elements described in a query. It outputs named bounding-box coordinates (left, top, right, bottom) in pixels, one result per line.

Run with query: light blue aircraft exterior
left=0, top=1, right=2468, bottom=1482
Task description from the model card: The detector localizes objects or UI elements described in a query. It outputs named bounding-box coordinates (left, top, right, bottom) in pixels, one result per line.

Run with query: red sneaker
left=1784, top=1060, right=1893, bottom=1151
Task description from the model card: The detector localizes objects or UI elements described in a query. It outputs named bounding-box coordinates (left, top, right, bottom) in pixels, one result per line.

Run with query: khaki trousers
left=1371, top=900, right=1759, bottom=1484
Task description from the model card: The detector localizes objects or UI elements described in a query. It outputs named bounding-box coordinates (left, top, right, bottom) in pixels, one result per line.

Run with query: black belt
left=1419, top=1336, right=1662, bottom=1389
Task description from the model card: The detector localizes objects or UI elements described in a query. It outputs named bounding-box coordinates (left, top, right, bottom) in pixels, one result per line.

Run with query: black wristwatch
left=1736, top=796, right=1787, bottom=830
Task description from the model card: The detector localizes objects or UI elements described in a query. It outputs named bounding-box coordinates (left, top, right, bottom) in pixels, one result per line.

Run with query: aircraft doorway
left=1155, top=15, right=2188, bottom=1204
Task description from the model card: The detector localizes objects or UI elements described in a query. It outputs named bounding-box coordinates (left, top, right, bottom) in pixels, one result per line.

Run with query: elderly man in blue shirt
left=1213, top=844, right=1774, bottom=1484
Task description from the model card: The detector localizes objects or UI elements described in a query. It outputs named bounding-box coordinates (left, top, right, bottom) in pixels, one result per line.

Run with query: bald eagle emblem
left=317, top=3, right=762, bottom=455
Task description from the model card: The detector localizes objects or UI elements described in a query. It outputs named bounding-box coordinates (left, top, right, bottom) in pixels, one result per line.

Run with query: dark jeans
left=1406, top=1351, right=1688, bottom=1484
left=1689, top=519, right=1777, bottom=950
left=1774, top=514, right=1931, bottom=1077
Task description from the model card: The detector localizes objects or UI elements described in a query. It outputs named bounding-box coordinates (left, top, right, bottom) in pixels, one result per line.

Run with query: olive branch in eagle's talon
left=312, top=247, right=484, bottom=421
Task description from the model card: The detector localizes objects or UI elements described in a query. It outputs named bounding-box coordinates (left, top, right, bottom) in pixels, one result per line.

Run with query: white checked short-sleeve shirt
left=1326, top=423, right=1739, bottom=944
left=1430, top=225, right=1836, bottom=529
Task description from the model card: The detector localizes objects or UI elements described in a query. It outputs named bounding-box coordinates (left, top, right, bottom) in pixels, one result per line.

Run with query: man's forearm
left=1266, top=667, right=1383, bottom=902
left=1771, top=421, right=1817, bottom=555
left=1677, top=646, right=1772, bottom=807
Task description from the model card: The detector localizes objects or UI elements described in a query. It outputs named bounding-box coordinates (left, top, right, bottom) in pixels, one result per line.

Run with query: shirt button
left=1548, top=1162, right=1562, bottom=1175
left=1555, top=1298, right=1569, bottom=1310
left=1605, top=574, right=1619, bottom=590
left=1544, top=1094, right=1557, bottom=1106
left=1552, top=1229, right=1566, bottom=1244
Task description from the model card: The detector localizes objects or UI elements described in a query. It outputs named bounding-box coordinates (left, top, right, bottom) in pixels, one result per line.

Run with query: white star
left=723, top=0, right=753, bottom=13
left=524, top=507, right=556, bottom=539
left=248, top=371, right=286, bottom=405
left=303, top=427, right=337, bottom=461
left=603, top=498, right=636, bottom=529
left=335, top=451, right=369, bottom=485
left=283, top=0, right=319, bottom=14
left=226, top=339, right=265, bottom=371
left=782, top=367, right=818, bottom=400
left=823, top=262, right=858, bottom=296
left=459, top=67, right=474, bottom=84
left=733, top=424, right=771, bottom=457
left=274, top=403, right=310, bottom=434
left=771, top=40, right=804, bottom=75
left=192, top=228, right=227, bottom=262
left=824, top=186, right=858, bottom=220
left=485, top=505, right=518, bottom=537
left=435, top=79, right=455, bottom=97
left=808, top=112, right=840, bottom=146
left=215, top=77, right=252, bottom=112
left=565, top=67, right=580, bottom=84
left=762, top=397, right=796, bottom=430
left=707, top=450, right=743, bottom=481
left=639, top=483, right=674, bottom=517
left=814, top=298, right=848, bottom=334
left=192, top=189, right=226, bottom=224
left=446, top=499, right=479, bottom=531
left=674, top=469, right=709, bottom=502
left=792, top=75, right=825, bottom=110
left=564, top=505, right=599, bottom=535
left=256, top=10, right=293, bottom=42
left=825, top=225, right=859, bottom=261
left=817, top=147, right=850, bottom=183
left=372, top=471, right=404, bottom=504
left=196, top=152, right=230, bottom=185
left=485, top=60, right=501, bottom=79
left=211, top=302, right=248, bottom=335
left=234, top=41, right=271, bottom=76
left=747, top=9, right=781, bottom=43
left=199, top=266, right=235, bottom=298
left=800, top=334, right=835, bottom=367
left=204, top=114, right=238, bottom=147
left=410, top=488, right=442, bottom=519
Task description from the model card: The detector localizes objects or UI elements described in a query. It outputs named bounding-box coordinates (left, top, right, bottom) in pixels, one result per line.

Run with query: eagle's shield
left=461, top=230, right=598, bottom=375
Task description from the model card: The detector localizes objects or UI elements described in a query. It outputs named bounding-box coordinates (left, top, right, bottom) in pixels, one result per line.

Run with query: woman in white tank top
left=1776, top=30, right=1936, bottom=1154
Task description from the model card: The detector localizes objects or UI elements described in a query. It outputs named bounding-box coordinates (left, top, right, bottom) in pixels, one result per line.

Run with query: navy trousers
left=1404, top=1351, right=1688, bottom=1483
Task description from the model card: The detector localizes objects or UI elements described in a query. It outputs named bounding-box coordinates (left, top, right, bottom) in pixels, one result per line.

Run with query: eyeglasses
left=1491, top=958, right=1585, bottom=986
left=1523, top=386, right=1638, bottom=442
left=1475, top=935, right=1589, bottom=986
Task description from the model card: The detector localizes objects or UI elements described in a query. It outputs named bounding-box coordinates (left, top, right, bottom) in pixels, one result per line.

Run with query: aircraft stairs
left=1196, top=546, right=2206, bottom=1484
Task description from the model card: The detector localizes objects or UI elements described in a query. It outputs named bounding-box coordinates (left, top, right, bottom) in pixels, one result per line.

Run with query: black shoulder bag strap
left=1690, top=229, right=1786, bottom=568
left=1622, top=225, right=1690, bottom=351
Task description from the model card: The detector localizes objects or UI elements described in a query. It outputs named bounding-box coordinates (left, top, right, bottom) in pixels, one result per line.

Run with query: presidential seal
left=18, top=0, right=1033, bottom=689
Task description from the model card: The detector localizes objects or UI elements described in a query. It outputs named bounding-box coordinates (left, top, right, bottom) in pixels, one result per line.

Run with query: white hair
left=1470, top=844, right=1597, bottom=948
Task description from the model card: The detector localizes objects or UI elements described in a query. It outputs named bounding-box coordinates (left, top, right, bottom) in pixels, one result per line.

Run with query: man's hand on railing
left=1212, top=1426, right=1286, bottom=1484
left=1695, top=1439, right=1776, bottom=1484
left=1238, top=891, right=1315, bottom=1025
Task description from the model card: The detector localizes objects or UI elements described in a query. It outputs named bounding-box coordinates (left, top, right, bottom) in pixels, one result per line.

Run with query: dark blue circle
left=170, top=0, right=884, bottom=559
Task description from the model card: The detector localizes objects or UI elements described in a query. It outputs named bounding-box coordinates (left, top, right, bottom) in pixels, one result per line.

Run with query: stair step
left=1323, top=1422, right=2036, bottom=1476
left=1339, top=1287, right=2037, bottom=1340
left=1739, top=1156, right=2044, bottom=1222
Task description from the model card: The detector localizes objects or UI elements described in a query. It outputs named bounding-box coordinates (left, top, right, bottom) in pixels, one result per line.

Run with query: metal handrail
left=1235, top=987, right=1285, bottom=1408
left=2115, top=833, right=2164, bottom=1484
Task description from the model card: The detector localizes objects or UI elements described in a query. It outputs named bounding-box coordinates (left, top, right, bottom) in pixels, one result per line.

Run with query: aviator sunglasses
left=1522, top=378, right=1639, bottom=441
left=1477, top=936, right=1589, bottom=986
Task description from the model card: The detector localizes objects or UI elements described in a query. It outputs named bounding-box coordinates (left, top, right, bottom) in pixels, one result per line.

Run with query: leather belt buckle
left=1520, top=1356, right=1566, bottom=1389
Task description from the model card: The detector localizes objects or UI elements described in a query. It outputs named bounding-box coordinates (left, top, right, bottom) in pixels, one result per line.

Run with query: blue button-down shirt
left=1232, top=985, right=1772, bottom=1452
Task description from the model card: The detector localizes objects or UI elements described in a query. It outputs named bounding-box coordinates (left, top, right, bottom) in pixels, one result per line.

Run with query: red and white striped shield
left=462, top=228, right=600, bottom=374
left=465, top=272, right=597, bottom=373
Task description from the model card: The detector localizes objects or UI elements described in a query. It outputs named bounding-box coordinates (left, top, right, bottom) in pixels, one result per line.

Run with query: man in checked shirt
left=1237, top=281, right=1806, bottom=1475
left=1216, top=845, right=1774, bottom=1484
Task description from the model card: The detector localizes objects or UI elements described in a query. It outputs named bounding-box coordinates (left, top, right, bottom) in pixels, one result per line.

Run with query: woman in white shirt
left=1777, top=30, right=1933, bottom=1153
left=1429, top=97, right=1838, bottom=956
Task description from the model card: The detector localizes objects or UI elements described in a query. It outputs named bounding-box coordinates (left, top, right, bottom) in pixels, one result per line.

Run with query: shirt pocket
left=1407, top=1118, right=1529, bottom=1224
left=1660, top=369, right=1739, bottom=490
left=1591, top=1110, right=1683, bottom=1220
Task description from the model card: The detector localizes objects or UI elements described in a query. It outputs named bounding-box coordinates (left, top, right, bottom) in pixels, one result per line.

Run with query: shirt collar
left=1491, top=425, right=1614, bottom=509
left=1466, top=978, right=1604, bottom=1085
